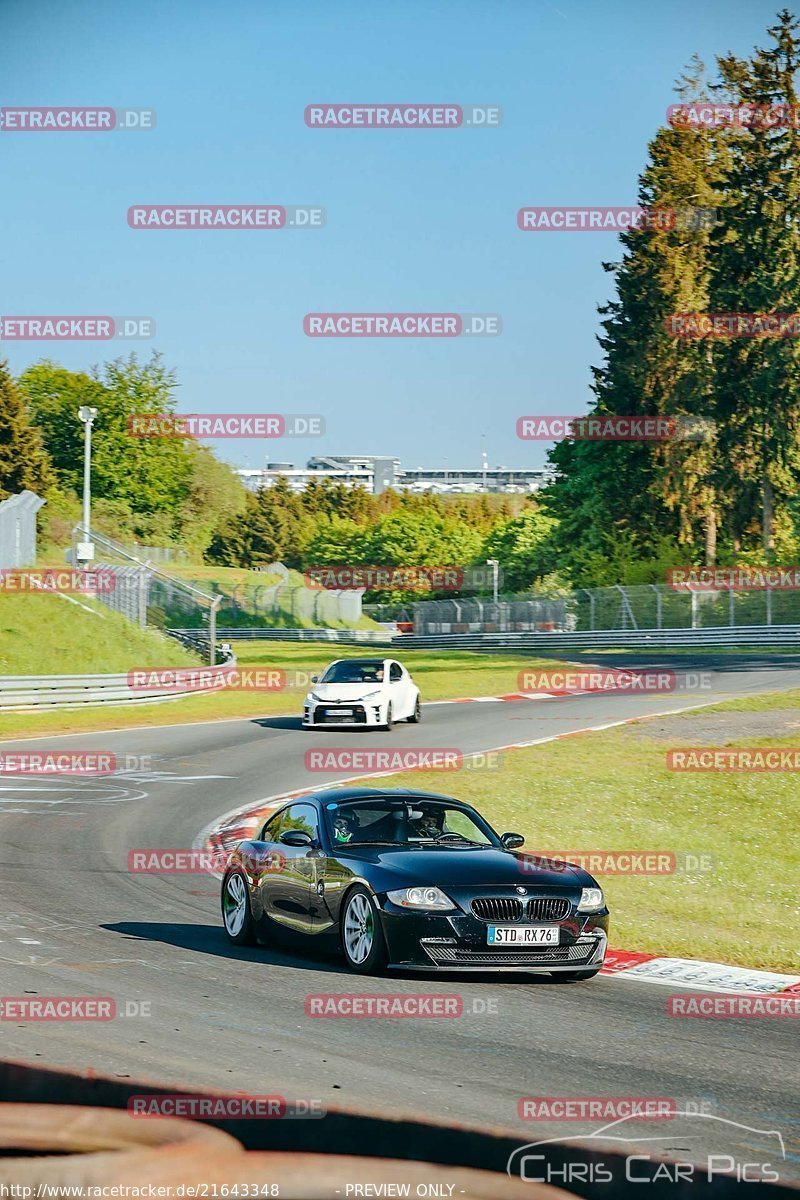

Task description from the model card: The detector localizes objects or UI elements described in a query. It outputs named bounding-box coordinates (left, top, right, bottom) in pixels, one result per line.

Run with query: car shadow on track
left=104, top=921, right=582, bottom=988
left=103, top=922, right=575, bottom=985
left=104, top=920, right=344, bottom=973
left=250, top=716, right=304, bottom=730
left=249, top=717, right=386, bottom=733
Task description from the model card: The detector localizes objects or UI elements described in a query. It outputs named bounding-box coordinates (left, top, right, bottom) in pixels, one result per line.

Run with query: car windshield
left=321, top=660, right=386, bottom=684
left=325, top=799, right=498, bottom=847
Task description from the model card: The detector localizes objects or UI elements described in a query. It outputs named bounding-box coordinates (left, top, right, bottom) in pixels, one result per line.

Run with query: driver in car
left=408, top=807, right=444, bottom=840
left=332, top=812, right=358, bottom=843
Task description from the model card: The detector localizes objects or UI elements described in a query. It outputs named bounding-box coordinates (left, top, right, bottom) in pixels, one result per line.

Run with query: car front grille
left=314, top=705, right=367, bottom=724
left=528, top=897, right=571, bottom=921
left=471, top=897, right=523, bottom=922
left=470, top=896, right=572, bottom=922
left=422, top=942, right=595, bottom=967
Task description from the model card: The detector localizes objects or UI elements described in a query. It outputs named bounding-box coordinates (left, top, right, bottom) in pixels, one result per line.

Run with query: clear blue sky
left=0, top=0, right=785, bottom=471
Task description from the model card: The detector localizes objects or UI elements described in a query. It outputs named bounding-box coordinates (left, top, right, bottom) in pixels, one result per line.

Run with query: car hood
left=310, top=683, right=385, bottom=701
left=339, top=845, right=586, bottom=887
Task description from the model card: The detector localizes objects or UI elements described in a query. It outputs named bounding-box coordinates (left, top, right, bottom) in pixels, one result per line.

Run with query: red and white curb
left=602, top=950, right=800, bottom=995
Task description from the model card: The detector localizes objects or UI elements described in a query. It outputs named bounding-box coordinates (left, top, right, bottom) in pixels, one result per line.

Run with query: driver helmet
left=333, top=812, right=357, bottom=843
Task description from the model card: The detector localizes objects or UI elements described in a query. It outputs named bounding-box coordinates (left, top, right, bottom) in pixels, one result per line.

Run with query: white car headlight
left=577, top=887, right=604, bottom=912
left=308, top=692, right=324, bottom=702
left=360, top=690, right=381, bottom=700
left=386, top=886, right=456, bottom=911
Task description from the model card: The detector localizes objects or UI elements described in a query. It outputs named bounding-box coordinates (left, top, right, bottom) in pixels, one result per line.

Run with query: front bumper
left=377, top=901, right=609, bottom=972
left=303, top=700, right=386, bottom=728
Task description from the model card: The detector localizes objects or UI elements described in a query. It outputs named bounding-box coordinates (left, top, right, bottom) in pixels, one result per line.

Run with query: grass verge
left=0, top=593, right=197, bottom=675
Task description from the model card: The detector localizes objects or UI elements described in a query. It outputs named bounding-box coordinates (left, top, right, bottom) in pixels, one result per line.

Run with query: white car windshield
left=321, top=660, right=386, bottom=684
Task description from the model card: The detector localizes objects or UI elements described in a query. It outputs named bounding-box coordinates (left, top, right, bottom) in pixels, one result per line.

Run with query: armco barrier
left=397, top=624, right=800, bottom=650
left=177, top=625, right=800, bottom=650
left=0, top=662, right=236, bottom=711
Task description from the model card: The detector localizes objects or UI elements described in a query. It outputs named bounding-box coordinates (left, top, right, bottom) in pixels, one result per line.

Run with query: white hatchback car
left=302, top=657, right=421, bottom=730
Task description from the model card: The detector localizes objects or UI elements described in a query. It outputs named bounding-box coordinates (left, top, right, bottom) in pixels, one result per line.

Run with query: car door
left=388, top=660, right=410, bottom=718
left=259, top=803, right=319, bottom=934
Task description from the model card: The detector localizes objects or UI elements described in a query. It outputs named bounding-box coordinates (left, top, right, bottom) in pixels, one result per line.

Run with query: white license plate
left=488, top=925, right=559, bottom=945
left=335, top=709, right=354, bottom=715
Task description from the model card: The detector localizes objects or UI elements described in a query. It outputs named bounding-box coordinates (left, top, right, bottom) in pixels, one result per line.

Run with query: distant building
left=236, top=456, right=550, bottom=496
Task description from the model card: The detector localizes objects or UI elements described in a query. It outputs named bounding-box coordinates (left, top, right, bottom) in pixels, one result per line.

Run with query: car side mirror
left=280, top=829, right=314, bottom=847
left=501, top=832, right=525, bottom=849
left=310, top=675, right=319, bottom=683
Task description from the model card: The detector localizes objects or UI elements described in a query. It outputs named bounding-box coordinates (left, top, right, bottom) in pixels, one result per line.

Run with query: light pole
left=76, top=406, right=98, bottom=565
left=486, top=558, right=499, bottom=605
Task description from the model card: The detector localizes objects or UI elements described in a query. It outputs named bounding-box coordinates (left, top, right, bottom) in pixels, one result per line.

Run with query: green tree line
left=0, top=353, right=555, bottom=595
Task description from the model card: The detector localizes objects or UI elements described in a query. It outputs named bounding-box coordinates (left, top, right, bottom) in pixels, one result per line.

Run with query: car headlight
left=308, top=692, right=324, bottom=702
left=386, top=886, right=456, bottom=911
left=577, top=887, right=604, bottom=912
left=360, top=690, right=381, bottom=700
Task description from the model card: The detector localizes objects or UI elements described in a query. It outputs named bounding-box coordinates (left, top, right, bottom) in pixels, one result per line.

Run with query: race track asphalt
left=0, top=654, right=798, bottom=1177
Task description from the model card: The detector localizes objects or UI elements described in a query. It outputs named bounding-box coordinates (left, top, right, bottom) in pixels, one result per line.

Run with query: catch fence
left=413, top=583, right=800, bottom=634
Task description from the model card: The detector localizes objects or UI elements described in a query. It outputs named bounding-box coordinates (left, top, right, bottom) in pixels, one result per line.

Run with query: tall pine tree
left=708, top=8, right=800, bottom=557
left=0, top=360, right=54, bottom=500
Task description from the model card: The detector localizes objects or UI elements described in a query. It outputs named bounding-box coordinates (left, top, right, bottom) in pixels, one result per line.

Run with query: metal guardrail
left=0, top=666, right=234, bottom=710
left=0, top=641, right=237, bottom=712
left=397, top=625, right=800, bottom=650
left=171, top=624, right=800, bottom=650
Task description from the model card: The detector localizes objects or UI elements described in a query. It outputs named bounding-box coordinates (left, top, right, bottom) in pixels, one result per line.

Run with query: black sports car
left=220, top=787, right=609, bottom=977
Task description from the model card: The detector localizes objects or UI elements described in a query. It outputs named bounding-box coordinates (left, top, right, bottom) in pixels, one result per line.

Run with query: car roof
left=325, top=657, right=394, bottom=664
left=297, top=785, right=461, bottom=805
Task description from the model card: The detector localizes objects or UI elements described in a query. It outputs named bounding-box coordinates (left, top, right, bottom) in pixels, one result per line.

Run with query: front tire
left=407, top=695, right=421, bottom=723
left=222, top=869, right=257, bottom=945
left=383, top=703, right=394, bottom=731
left=340, top=887, right=387, bottom=974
